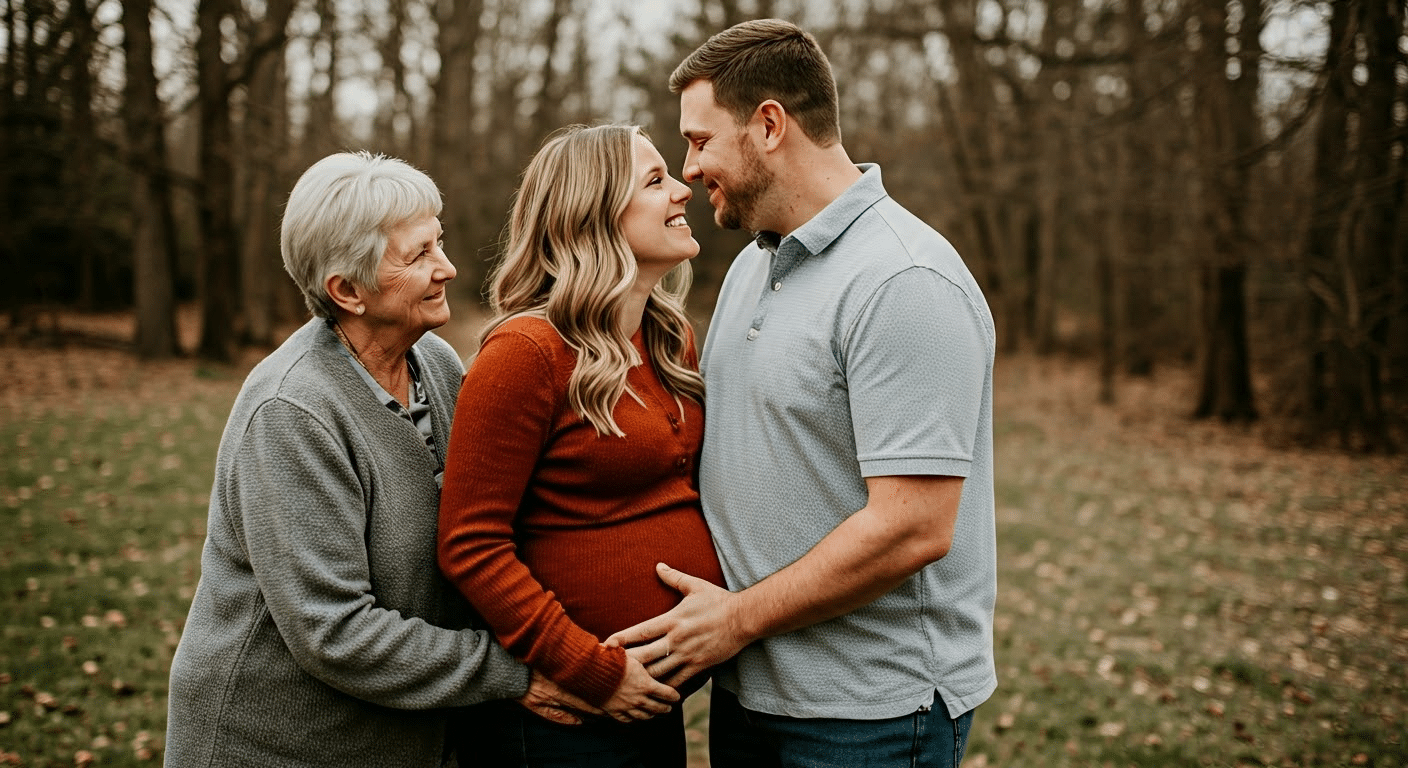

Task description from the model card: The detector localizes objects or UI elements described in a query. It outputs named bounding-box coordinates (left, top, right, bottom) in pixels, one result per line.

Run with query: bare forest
left=1, top=0, right=1405, bottom=452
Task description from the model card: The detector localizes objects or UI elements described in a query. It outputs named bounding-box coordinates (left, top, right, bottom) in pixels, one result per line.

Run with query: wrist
left=728, top=587, right=766, bottom=646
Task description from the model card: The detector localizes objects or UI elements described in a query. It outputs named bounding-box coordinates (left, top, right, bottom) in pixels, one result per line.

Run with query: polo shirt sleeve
left=843, top=266, right=988, bottom=478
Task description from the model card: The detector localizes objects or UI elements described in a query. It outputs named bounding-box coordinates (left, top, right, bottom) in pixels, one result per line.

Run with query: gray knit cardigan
left=165, top=319, right=529, bottom=768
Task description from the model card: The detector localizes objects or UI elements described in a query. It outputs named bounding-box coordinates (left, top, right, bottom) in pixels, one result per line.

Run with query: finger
left=664, top=662, right=707, bottom=690
left=646, top=679, right=681, bottom=704
left=532, top=706, right=582, bottom=726
left=561, top=697, right=605, bottom=717
left=607, top=616, right=670, bottom=648
left=642, top=696, right=674, bottom=715
left=624, top=638, right=671, bottom=666
left=645, top=652, right=687, bottom=681
left=654, top=562, right=688, bottom=592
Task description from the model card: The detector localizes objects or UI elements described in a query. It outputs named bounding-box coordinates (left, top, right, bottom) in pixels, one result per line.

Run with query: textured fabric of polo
left=164, top=319, right=529, bottom=768
left=699, top=163, right=998, bottom=721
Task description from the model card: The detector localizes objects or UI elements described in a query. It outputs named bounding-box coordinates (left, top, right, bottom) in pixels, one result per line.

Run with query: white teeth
left=666, top=215, right=687, bottom=228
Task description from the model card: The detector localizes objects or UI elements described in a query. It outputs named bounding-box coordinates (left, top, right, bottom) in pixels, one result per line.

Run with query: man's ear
left=325, top=274, right=366, bottom=316
left=755, top=100, right=787, bottom=151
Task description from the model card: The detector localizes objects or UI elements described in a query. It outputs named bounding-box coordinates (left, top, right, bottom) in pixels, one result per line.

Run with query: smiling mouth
left=666, top=214, right=689, bottom=229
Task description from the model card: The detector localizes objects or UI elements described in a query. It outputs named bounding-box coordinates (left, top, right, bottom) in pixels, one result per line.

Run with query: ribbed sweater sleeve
left=438, top=329, right=628, bottom=706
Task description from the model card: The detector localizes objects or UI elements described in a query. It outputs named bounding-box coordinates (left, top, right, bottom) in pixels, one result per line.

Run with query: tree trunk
left=431, top=0, right=486, bottom=295
left=372, top=0, right=411, bottom=158
left=1097, top=137, right=1128, bottom=405
left=300, top=0, right=340, bottom=162
left=124, top=0, right=180, bottom=358
left=1195, top=262, right=1257, bottom=421
left=238, top=0, right=295, bottom=347
left=67, top=0, right=100, bottom=310
left=196, top=0, right=240, bottom=362
left=1346, top=0, right=1402, bottom=450
left=1192, top=0, right=1259, bottom=422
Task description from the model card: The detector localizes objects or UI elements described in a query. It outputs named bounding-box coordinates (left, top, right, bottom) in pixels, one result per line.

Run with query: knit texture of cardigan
left=165, top=319, right=529, bottom=768
left=438, top=316, right=725, bottom=707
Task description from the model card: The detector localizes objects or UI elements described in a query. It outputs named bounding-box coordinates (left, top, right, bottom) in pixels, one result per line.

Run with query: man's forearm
left=726, top=476, right=957, bottom=636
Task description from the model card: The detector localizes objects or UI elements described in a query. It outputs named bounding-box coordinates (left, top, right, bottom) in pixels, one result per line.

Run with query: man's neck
left=767, top=144, right=862, bottom=237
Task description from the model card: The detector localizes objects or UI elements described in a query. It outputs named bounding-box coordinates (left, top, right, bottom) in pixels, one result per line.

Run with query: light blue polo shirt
left=698, top=164, right=997, bottom=720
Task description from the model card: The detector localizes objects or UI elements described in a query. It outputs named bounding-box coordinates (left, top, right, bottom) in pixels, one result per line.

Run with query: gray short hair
left=281, top=151, right=443, bottom=318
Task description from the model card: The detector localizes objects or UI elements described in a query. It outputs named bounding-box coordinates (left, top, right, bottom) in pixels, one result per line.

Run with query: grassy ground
left=1, top=314, right=1404, bottom=766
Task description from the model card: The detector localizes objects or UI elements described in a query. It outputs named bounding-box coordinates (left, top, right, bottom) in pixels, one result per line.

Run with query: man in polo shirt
left=608, top=18, right=997, bottom=767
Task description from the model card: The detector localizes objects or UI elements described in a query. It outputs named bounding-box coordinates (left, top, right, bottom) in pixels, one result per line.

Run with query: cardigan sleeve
left=232, top=397, right=530, bottom=709
left=438, top=329, right=628, bottom=707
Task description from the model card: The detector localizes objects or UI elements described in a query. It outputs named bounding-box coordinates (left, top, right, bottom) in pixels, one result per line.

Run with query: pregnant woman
left=438, top=124, right=726, bottom=768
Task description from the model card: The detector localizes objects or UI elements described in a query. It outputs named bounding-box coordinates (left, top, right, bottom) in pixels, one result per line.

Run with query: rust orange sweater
left=438, top=316, right=725, bottom=706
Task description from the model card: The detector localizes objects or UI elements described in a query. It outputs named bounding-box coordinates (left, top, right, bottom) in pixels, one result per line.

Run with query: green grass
left=2, top=389, right=230, bottom=765
left=2, top=350, right=1405, bottom=766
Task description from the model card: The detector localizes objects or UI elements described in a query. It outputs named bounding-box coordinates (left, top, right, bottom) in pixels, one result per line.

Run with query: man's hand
left=605, top=563, right=752, bottom=688
left=516, top=669, right=603, bottom=725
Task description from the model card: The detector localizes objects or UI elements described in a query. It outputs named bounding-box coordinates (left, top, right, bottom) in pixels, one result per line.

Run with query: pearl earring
left=355, top=305, right=365, bottom=315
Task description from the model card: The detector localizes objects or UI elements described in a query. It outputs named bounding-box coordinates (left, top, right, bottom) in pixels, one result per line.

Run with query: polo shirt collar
left=753, top=163, right=886, bottom=259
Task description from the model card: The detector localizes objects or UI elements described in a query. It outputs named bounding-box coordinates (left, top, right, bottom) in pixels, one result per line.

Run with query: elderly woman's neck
left=332, top=318, right=415, bottom=405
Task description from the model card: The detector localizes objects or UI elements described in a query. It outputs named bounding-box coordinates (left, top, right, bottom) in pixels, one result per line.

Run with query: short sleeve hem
left=857, top=456, right=972, bottom=478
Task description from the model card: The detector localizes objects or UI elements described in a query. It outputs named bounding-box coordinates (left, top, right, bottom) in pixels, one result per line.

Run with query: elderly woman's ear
left=326, top=274, right=367, bottom=317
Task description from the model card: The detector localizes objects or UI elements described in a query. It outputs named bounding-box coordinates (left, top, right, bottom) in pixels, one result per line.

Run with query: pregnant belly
left=518, top=506, right=725, bottom=641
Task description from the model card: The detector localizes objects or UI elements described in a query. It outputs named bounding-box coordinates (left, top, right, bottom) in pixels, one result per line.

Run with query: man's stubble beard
left=717, top=137, right=775, bottom=232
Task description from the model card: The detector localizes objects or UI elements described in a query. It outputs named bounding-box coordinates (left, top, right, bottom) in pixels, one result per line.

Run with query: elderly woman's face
left=362, top=214, right=456, bottom=334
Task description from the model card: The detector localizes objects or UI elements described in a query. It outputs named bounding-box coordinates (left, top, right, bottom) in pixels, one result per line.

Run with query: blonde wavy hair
left=483, top=124, right=704, bottom=437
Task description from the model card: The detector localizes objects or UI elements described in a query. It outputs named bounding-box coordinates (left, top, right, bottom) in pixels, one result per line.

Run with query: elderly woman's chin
left=417, top=291, right=452, bottom=333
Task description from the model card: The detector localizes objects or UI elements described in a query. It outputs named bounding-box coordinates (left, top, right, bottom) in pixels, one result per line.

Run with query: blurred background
left=0, top=0, right=1404, bottom=452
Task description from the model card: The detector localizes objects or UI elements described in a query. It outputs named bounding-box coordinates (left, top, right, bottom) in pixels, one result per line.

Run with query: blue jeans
left=456, top=700, right=686, bottom=768
left=708, top=687, right=974, bottom=768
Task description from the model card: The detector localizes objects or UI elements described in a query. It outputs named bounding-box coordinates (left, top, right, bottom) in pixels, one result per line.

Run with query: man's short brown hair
left=670, top=19, right=842, bottom=146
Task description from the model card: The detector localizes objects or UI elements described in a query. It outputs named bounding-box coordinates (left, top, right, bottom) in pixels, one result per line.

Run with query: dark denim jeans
left=708, top=687, right=974, bottom=768
left=455, top=700, right=686, bottom=768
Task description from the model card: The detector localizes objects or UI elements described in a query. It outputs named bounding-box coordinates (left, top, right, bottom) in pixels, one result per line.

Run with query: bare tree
left=1301, top=0, right=1405, bottom=450
left=196, top=0, right=240, bottom=362
left=237, top=0, right=296, bottom=347
left=1191, top=0, right=1259, bottom=422
left=431, top=0, right=487, bottom=295
left=125, top=0, right=181, bottom=358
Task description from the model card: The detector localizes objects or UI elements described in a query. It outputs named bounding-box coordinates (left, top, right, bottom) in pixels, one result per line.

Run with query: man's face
left=679, top=80, right=775, bottom=232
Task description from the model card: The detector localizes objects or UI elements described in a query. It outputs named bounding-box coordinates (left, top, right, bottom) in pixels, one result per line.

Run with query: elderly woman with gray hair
left=164, top=151, right=594, bottom=768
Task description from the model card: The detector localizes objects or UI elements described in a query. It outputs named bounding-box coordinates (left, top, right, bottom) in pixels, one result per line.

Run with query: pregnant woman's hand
left=601, top=655, right=679, bottom=723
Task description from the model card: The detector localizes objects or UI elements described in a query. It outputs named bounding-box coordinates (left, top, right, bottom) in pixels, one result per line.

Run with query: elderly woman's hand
left=599, top=655, right=680, bottom=723
left=518, top=670, right=604, bottom=725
